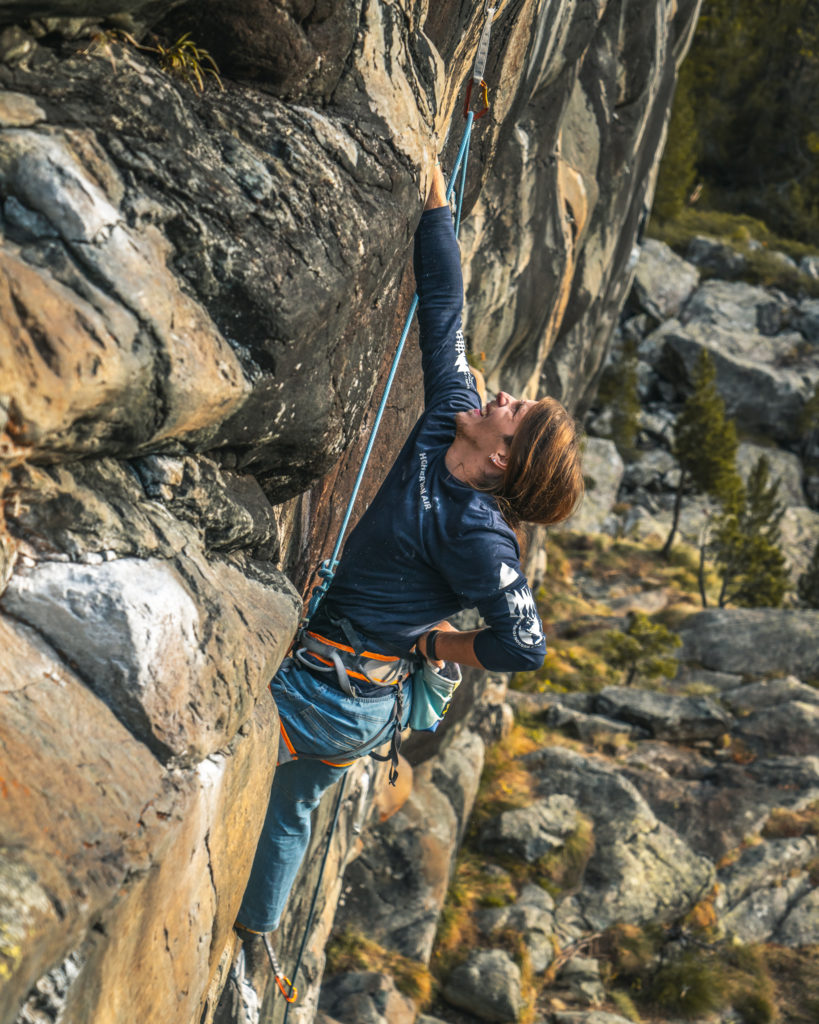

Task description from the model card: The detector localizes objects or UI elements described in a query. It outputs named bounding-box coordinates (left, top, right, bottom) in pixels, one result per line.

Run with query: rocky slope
left=0, top=2, right=703, bottom=1023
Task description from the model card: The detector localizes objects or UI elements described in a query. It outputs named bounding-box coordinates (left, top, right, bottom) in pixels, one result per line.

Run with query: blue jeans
left=237, top=657, right=412, bottom=933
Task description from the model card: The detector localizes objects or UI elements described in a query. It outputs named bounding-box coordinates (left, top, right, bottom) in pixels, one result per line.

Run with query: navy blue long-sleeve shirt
left=310, top=206, right=546, bottom=672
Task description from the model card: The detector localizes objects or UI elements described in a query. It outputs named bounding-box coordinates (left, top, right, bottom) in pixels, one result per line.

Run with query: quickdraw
left=264, top=935, right=298, bottom=1004
left=464, top=4, right=496, bottom=119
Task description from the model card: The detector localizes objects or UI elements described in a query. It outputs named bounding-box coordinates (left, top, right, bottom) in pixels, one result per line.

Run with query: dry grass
left=764, top=945, right=819, bottom=1023
left=600, top=922, right=782, bottom=1023
left=325, top=928, right=432, bottom=1006
left=535, top=813, right=595, bottom=896
left=761, top=801, right=819, bottom=840
left=648, top=207, right=819, bottom=297
left=515, top=533, right=703, bottom=695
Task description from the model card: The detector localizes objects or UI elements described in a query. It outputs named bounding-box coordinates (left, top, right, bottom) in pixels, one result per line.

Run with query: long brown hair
left=494, top=396, right=584, bottom=529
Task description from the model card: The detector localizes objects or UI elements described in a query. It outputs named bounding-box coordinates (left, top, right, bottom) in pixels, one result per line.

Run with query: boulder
left=443, top=949, right=522, bottom=1023
left=780, top=506, right=819, bottom=583
left=721, top=874, right=812, bottom=946
left=735, top=442, right=805, bottom=508
left=544, top=704, right=644, bottom=742
left=733, top=701, right=819, bottom=757
left=799, top=257, right=819, bottom=282
left=654, top=317, right=815, bottom=443
left=630, top=239, right=699, bottom=321
left=557, top=957, right=606, bottom=1007
left=681, top=278, right=775, bottom=334
left=774, top=888, right=819, bottom=945
left=721, top=676, right=819, bottom=714
left=678, top=608, right=819, bottom=679
left=561, top=438, right=624, bottom=534
left=796, top=297, right=819, bottom=343
left=621, top=448, right=679, bottom=493
left=673, top=666, right=745, bottom=693
left=622, top=749, right=819, bottom=861
left=478, top=794, right=581, bottom=863
left=476, top=885, right=556, bottom=974
left=716, top=837, right=817, bottom=921
left=318, top=971, right=416, bottom=1024
left=523, top=747, right=714, bottom=929
left=594, top=686, right=732, bottom=741
left=685, top=236, right=746, bottom=278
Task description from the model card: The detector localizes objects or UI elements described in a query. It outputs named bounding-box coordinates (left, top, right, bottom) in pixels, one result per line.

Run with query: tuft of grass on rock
left=648, top=951, right=731, bottom=1018
left=761, top=801, right=819, bottom=840
left=432, top=849, right=516, bottom=975
left=535, top=813, right=595, bottom=896
left=600, top=922, right=781, bottom=1022
left=609, top=988, right=644, bottom=1022
left=325, top=928, right=432, bottom=1006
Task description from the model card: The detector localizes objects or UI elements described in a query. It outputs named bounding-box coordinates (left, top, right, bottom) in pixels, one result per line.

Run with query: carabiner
left=275, top=974, right=298, bottom=1003
left=463, top=78, right=491, bottom=119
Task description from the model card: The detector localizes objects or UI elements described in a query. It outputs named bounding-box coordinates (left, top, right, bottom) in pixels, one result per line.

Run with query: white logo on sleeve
left=454, top=330, right=472, bottom=382
left=499, top=562, right=520, bottom=589
left=505, top=585, right=545, bottom=649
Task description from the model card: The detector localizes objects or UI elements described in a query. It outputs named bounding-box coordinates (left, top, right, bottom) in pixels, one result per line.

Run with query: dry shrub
left=761, top=801, right=819, bottom=840
left=325, top=928, right=432, bottom=1006
left=536, top=813, right=595, bottom=895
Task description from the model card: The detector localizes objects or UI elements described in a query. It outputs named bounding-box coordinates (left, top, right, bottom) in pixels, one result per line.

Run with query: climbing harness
left=277, top=6, right=498, bottom=1014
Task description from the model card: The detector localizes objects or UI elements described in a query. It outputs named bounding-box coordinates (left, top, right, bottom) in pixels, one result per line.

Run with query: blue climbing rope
left=303, top=111, right=477, bottom=628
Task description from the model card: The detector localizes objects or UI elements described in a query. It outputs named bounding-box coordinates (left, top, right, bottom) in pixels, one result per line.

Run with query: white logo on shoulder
left=499, top=562, right=520, bottom=589
left=505, top=585, right=544, bottom=649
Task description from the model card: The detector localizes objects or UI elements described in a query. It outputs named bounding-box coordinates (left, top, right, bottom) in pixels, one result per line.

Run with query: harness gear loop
left=263, top=935, right=298, bottom=1003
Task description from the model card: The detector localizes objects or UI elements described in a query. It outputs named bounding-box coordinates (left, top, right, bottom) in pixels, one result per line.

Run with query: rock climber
left=234, top=161, right=584, bottom=954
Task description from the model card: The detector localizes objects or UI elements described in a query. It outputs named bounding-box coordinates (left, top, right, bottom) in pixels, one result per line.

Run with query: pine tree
left=595, top=337, right=641, bottom=460
left=797, top=539, right=819, bottom=607
left=653, top=61, right=699, bottom=222
left=662, top=349, right=742, bottom=557
left=601, top=612, right=682, bottom=687
left=657, top=0, right=819, bottom=243
left=708, top=456, right=789, bottom=608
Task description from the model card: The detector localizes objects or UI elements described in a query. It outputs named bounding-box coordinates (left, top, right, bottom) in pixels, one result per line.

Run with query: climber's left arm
left=413, top=168, right=479, bottom=411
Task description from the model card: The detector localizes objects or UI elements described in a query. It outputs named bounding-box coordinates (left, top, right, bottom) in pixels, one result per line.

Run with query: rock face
left=0, top=1, right=702, bottom=1022
left=678, top=609, right=819, bottom=679
left=442, top=950, right=522, bottom=1024
left=334, top=728, right=485, bottom=963
left=523, top=746, right=715, bottom=931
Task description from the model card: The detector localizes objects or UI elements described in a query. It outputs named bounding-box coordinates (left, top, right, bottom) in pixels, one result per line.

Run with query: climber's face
left=455, top=391, right=536, bottom=471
